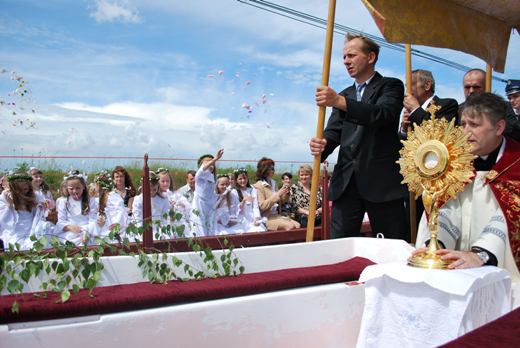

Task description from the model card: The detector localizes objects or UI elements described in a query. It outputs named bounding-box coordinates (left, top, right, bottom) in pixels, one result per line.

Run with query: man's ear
left=368, top=51, right=376, bottom=65
left=496, top=119, right=506, bottom=136
left=425, top=80, right=433, bottom=93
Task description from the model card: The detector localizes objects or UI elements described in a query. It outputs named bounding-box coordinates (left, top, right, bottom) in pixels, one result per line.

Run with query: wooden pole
left=405, top=43, right=417, bottom=244
left=306, top=0, right=336, bottom=242
left=142, top=154, right=153, bottom=249
left=485, top=64, right=492, bottom=92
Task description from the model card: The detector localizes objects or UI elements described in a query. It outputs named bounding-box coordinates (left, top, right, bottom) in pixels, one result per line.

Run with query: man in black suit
left=400, top=69, right=458, bottom=137
left=310, top=34, right=407, bottom=240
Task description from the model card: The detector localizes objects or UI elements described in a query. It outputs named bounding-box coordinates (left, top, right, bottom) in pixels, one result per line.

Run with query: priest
left=415, top=93, right=519, bottom=277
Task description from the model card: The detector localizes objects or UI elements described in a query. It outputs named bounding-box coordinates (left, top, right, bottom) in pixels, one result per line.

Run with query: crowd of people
left=310, top=33, right=519, bottom=274
left=0, top=154, right=326, bottom=250
left=1, top=33, right=519, bottom=276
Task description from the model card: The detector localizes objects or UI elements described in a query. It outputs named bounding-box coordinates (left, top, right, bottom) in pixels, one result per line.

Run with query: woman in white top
left=55, top=172, right=96, bottom=246
left=132, top=172, right=170, bottom=240
left=156, top=168, right=192, bottom=238
left=191, top=149, right=224, bottom=237
left=0, top=173, right=53, bottom=250
left=234, top=168, right=266, bottom=233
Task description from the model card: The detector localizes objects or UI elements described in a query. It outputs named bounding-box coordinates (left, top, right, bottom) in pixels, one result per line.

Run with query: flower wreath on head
left=141, top=171, right=160, bottom=185
left=94, top=170, right=115, bottom=191
left=155, top=167, right=169, bottom=174
left=233, top=168, right=248, bottom=175
left=7, top=172, right=32, bottom=183
left=63, top=169, right=88, bottom=181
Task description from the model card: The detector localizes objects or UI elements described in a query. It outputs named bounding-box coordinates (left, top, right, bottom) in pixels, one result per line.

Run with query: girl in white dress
left=191, top=149, right=224, bottom=237
left=90, top=171, right=128, bottom=243
left=29, top=167, right=56, bottom=220
left=214, top=175, right=242, bottom=235
left=0, top=173, right=53, bottom=250
left=157, top=168, right=192, bottom=238
left=111, top=166, right=136, bottom=217
left=234, top=169, right=266, bottom=233
left=55, top=172, right=96, bottom=246
left=132, top=172, right=170, bottom=240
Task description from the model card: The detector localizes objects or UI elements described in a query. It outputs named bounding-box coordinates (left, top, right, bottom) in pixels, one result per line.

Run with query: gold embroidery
left=486, top=170, right=498, bottom=181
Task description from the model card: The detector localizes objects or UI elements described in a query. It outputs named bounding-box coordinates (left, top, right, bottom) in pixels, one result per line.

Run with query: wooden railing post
left=142, top=154, right=153, bottom=249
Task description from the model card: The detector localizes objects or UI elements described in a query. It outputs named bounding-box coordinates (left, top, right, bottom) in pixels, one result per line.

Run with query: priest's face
left=461, top=112, right=505, bottom=156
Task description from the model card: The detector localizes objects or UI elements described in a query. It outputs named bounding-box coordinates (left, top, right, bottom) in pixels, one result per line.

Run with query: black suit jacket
left=400, top=96, right=459, bottom=140
left=322, top=72, right=407, bottom=203
left=505, top=104, right=520, bottom=141
left=409, top=95, right=458, bottom=126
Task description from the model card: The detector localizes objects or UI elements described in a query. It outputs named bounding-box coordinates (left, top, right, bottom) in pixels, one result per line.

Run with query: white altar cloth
left=356, top=262, right=512, bottom=348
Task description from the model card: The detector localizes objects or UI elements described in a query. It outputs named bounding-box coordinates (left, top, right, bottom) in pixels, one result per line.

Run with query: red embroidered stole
left=486, top=139, right=520, bottom=270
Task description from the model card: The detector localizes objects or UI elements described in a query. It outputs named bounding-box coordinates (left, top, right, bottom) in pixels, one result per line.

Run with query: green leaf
left=81, top=266, right=91, bottom=280
left=20, top=269, right=31, bottom=283
left=7, top=279, right=20, bottom=294
left=11, top=300, right=19, bottom=314
left=85, top=278, right=96, bottom=291
left=61, top=289, right=71, bottom=303
left=72, top=284, right=80, bottom=294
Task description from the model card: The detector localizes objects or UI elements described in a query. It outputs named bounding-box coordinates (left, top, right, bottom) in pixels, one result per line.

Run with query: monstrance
left=397, top=103, right=476, bottom=269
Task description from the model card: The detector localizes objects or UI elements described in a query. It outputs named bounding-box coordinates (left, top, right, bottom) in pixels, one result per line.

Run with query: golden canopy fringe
left=361, top=0, right=520, bottom=73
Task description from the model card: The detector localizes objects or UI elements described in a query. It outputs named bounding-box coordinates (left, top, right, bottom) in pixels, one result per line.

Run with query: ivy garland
left=0, top=209, right=245, bottom=314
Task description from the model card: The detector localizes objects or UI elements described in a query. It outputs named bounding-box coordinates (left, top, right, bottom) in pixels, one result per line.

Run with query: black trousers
left=330, top=176, right=409, bottom=241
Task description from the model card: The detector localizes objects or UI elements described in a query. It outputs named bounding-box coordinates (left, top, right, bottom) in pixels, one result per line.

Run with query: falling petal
left=217, top=70, right=224, bottom=75
left=235, top=72, right=240, bottom=78
left=207, top=74, right=215, bottom=78
left=245, top=80, right=252, bottom=86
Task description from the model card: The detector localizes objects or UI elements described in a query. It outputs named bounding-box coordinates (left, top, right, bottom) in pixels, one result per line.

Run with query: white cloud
left=90, top=0, right=140, bottom=23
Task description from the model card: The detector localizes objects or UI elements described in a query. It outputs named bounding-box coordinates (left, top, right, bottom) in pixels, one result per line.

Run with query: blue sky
left=1, top=0, right=519, bottom=170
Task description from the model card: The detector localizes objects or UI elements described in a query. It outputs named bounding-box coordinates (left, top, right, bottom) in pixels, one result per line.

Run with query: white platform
left=0, top=238, right=413, bottom=348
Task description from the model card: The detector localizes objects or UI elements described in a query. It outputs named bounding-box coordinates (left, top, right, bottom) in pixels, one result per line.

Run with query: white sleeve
left=132, top=195, right=143, bottom=225
left=230, top=190, right=240, bottom=217
left=56, top=197, right=69, bottom=232
left=106, top=192, right=128, bottom=228
left=195, top=165, right=215, bottom=185
left=472, top=208, right=508, bottom=267
left=0, top=193, right=14, bottom=241
left=251, top=188, right=261, bottom=220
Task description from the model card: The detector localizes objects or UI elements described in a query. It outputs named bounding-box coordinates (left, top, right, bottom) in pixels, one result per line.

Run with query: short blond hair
left=298, top=164, right=312, bottom=176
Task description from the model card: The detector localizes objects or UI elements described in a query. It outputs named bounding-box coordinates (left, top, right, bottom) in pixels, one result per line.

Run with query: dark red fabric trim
left=440, top=307, right=520, bottom=347
left=0, top=256, right=374, bottom=324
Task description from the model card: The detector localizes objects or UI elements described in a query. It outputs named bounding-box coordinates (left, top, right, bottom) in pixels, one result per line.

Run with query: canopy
left=362, top=0, right=520, bottom=72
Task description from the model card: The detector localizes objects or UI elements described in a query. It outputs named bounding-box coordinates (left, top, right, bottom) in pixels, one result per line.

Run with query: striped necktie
left=356, top=83, right=366, bottom=101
